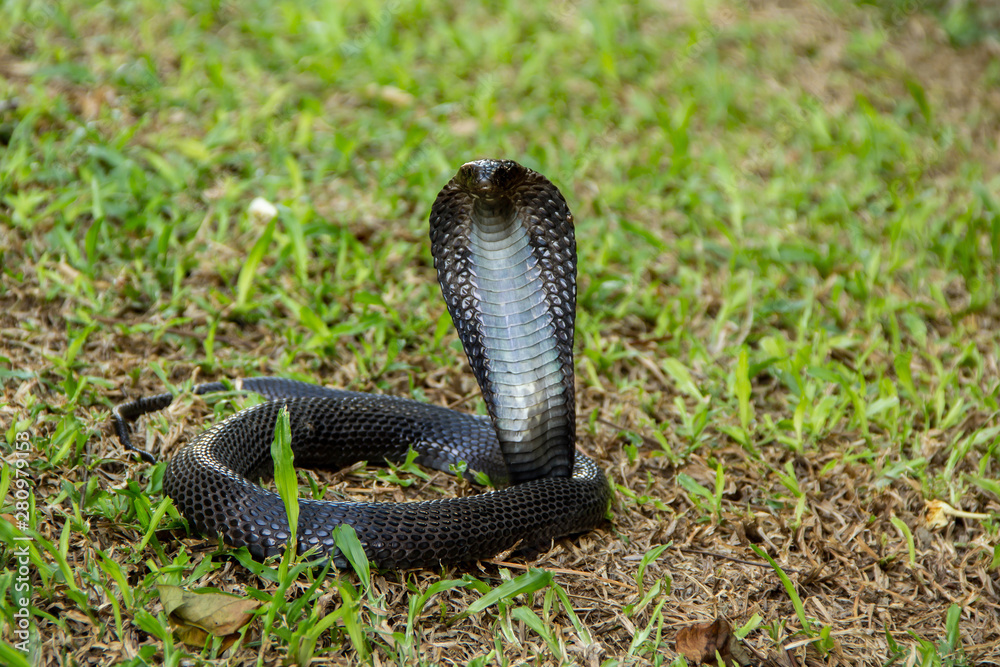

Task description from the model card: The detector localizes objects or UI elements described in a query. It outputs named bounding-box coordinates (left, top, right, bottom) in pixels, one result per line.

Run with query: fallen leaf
left=925, top=500, right=950, bottom=529
left=77, top=86, right=117, bottom=121
left=0, top=60, right=39, bottom=77
left=365, top=84, right=414, bottom=107
left=450, top=118, right=479, bottom=137
left=924, top=499, right=991, bottom=530
left=676, top=617, right=747, bottom=666
left=158, top=585, right=261, bottom=650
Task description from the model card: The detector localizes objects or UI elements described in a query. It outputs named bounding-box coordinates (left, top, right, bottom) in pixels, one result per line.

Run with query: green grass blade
left=889, top=516, right=916, bottom=567
left=337, top=580, right=369, bottom=660
left=455, top=569, right=553, bottom=620
left=551, top=582, right=592, bottom=645
left=750, top=545, right=812, bottom=634
left=944, top=604, right=962, bottom=654
left=235, top=214, right=277, bottom=310
left=512, top=606, right=560, bottom=656
left=635, top=543, right=670, bottom=596
left=136, top=496, right=175, bottom=554
left=332, top=524, right=370, bottom=587
left=736, top=346, right=753, bottom=431
left=0, top=641, right=33, bottom=667
left=270, top=406, right=298, bottom=558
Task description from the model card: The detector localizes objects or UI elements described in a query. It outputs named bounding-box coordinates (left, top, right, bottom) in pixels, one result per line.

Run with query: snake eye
left=491, top=161, right=525, bottom=190
left=457, top=162, right=480, bottom=187
left=456, top=160, right=491, bottom=187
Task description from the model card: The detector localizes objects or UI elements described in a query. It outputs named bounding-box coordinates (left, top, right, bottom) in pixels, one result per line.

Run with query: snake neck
left=468, top=204, right=571, bottom=479
left=430, top=159, right=577, bottom=484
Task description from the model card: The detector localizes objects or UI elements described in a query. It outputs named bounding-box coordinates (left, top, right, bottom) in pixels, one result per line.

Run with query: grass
left=1, top=0, right=999, bottom=664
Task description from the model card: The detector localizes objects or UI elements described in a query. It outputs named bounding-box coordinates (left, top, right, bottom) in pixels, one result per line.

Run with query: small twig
left=444, top=392, right=480, bottom=411
left=783, top=630, right=856, bottom=651
left=680, top=547, right=802, bottom=574
left=490, top=539, right=524, bottom=563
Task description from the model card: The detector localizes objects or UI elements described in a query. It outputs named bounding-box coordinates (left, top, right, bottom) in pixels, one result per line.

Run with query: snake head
left=456, top=159, right=527, bottom=202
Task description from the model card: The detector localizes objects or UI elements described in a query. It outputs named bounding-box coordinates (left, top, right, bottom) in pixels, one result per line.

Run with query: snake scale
left=112, top=159, right=611, bottom=569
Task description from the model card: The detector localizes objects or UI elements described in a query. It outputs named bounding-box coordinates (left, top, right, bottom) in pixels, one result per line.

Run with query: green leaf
left=750, top=545, right=811, bottom=633
left=270, top=406, right=298, bottom=552
left=944, top=604, right=962, bottom=653
left=235, top=214, right=277, bottom=309
left=512, top=606, right=559, bottom=654
left=90, top=174, right=104, bottom=221
left=407, top=578, right=471, bottom=638
left=806, top=366, right=844, bottom=385
left=456, top=569, right=553, bottom=620
left=966, top=475, right=1000, bottom=500
left=661, top=358, right=703, bottom=401
left=621, top=218, right=667, bottom=250
left=635, top=543, right=670, bottom=595
left=865, top=396, right=899, bottom=419
left=299, top=604, right=346, bottom=652
left=283, top=206, right=308, bottom=283
left=64, top=324, right=96, bottom=366
left=84, top=217, right=102, bottom=267
left=736, top=346, right=753, bottom=431
left=136, top=496, right=175, bottom=554
left=551, top=582, right=593, bottom=645
left=900, top=312, right=927, bottom=348
left=97, top=551, right=134, bottom=608
left=433, top=310, right=452, bottom=346
left=893, top=352, right=917, bottom=400
left=0, top=643, right=31, bottom=667
left=133, top=609, right=170, bottom=640
left=353, top=291, right=387, bottom=307
left=735, top=613, right=762, bottom=639
left=889, top=516, right=916, bottom=567
left=336, top=579, right=369, bottom=659
left=140, top=149, right=183, bottom=189
left=333, top=524, right=370, bottom=586
left=904, top=78, right=932, bottom=123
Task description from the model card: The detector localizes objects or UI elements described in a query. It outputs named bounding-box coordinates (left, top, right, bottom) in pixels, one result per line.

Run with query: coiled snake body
left=113, top=159, right=611, bottom=568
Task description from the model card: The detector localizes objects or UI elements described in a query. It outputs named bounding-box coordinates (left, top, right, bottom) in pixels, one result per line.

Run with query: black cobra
left=112, top=159, right=611, bottom=569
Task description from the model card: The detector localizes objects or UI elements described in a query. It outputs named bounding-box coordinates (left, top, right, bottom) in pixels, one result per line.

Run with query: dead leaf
left=72, top=85, right=117, bottom=121
left=676, top=617, right=747, bottom=666
left=158, top=585, right=261, bottom=651
left=364, top=84, right=414, bottom=107
left=0, top=59, right=39, bottom=78
left=924, top=499, right=990, bottom=530
left=450, top=118, right=479, bottom=137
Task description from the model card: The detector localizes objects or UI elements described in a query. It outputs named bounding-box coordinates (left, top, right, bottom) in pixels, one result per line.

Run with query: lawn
left=1, top=0, right=999, bottom=665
